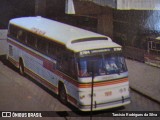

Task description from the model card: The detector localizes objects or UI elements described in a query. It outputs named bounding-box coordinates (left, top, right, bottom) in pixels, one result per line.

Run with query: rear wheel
left=59, top=84, right=67, bottom=104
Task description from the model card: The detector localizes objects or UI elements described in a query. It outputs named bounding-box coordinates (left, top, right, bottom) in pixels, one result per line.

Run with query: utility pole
left=90, top=61, right=95, bottom=120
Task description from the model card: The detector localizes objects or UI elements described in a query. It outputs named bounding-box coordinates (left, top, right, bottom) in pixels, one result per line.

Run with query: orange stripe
left=79, top=78, right=128, bottom=88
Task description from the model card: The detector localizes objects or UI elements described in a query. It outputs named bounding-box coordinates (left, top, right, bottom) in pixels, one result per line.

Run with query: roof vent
left=71, top=37, right=109, bottom=44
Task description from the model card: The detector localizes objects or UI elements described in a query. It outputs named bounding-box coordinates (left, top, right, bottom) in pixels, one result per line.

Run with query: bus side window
left=48, top=42, right=63, bottom=59
left=56, top=47, right=62, bottom=59
left=9, top=24, right=18, bottom=39
left=68, top=56, right=77, bottom=79
left=57, top=51, right=77, bottom=79
left=56, top=51, right=67, bottom=70
left=27, top=33, right=37, bottom=49
left=17, top=30, right=26, bottom=43
left=37, top=37, right=48, bottom=54
left=63, top=52, right=69, bottom=72
left=48, top=42, right=57, bottom=59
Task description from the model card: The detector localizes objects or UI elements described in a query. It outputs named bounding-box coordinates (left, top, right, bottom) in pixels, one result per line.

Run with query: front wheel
left=59, top=84, right=67, bottom=104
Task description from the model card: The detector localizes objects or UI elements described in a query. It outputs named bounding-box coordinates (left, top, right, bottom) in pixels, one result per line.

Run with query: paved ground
left=126, top=59, right=160, bottom=103
left=1, top=58, right=160, bottom=106
left=0, top=61, right=70, bottom=111
left=0, top=58, right=160, bottom=120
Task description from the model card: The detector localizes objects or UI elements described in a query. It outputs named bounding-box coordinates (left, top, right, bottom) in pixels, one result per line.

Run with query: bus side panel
left=23, top=50, right=79, bottom=106
left=7, top=39, right=79, bottom=102
left=62, top=77, right=79, bottom=106
left=21, top=48, right=60, bottom=93
left=7, top=39, right=58, bottom=90
left=8, top=41, right=21, bottom=68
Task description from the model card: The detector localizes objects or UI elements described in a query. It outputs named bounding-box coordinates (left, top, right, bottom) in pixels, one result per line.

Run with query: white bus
left=7, top=16, right=130, bottom=111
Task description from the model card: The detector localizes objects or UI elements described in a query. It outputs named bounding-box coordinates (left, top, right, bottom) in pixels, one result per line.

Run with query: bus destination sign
left=79, top=48, right=122, bottom=56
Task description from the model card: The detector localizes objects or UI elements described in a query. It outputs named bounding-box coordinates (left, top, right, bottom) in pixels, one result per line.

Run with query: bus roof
left=9, top=16, right=121, bottom=52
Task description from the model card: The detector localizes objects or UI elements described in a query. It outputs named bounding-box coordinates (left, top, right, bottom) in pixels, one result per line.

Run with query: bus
left=7, top=16, right=130, bottom=111
left=144, top=37, right=160, bottom=67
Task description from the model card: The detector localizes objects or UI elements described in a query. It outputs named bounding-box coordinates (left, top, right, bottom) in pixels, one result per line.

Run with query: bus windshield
left=77, top=53, right=127, bottom=77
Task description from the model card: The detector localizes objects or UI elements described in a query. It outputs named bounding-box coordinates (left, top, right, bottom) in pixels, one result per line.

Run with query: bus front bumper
left=77, top=97, right=131, bottom=112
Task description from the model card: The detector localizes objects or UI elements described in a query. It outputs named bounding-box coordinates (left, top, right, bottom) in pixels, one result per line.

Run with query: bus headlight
left=119, top=88, right=127, bottom=93
left=80, top=95, right=85, bottom=99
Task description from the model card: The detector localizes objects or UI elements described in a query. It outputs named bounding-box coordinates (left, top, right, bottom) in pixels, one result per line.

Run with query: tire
left=59, top=84, right=67, bottom=104
left=19, top=59, right=25, bottom=75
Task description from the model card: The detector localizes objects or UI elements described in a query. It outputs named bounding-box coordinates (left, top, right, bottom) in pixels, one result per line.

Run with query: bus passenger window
left=9, top=24, right=18, bottom=39
left=57, top=52, right=68, bottom=72
left=27, top=33, right=37, bottom=48
left=17, top=30, right=26, bottom=43
left=48, top=43, right=56, bottom=58
left=69, top=57, right=77, bottom=79
left=37, top=38, right=48, bottom=54
left=56, top=47, right=62, bottom=59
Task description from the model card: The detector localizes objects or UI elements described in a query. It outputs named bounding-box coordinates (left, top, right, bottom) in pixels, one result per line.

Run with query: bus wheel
left=59, top=84, right=67, bottom=104
left=19, top=59, right=25, bottom=75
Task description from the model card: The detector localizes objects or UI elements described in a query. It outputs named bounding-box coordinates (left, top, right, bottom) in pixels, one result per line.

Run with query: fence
left=123, top=46, right=146, bottom=62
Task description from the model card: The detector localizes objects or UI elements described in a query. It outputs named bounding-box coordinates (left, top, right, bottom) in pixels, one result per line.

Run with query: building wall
left=113, top=10, right=160, bottom=49
left=117, top=0, right=160, bottom=10
left=35, top=0, right=46, bottom=17
left=97, top=7, right=113, bottom=38
left=0, top=0, right=35, bottom=28
left=46, top=0, right=65, bottom=17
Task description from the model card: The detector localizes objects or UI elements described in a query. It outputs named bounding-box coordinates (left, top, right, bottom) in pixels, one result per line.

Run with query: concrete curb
left=130, top=86, right=160, bottom=105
